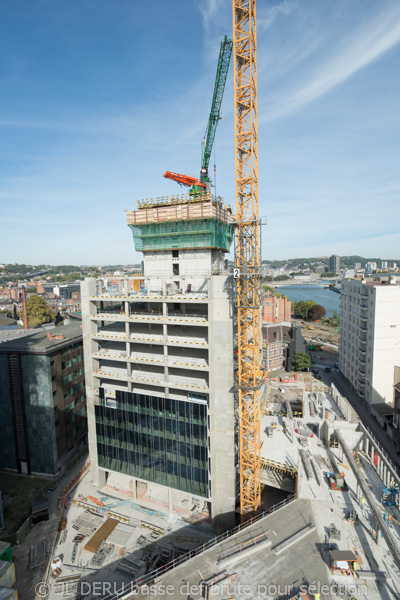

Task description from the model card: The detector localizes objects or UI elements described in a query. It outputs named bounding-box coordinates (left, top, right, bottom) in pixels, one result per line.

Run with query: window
left=72, top=357, right=77, bottom=365
left=68, top=373, right=72, bottom=382
left=173, top=263, right=179, bottom=275
left=70, top=401, right=74, bottom=410
left=62, top=376, right=67, bottom=385
left=79, top=381, right=83, bottom=390
left=52, top=375, right=55, bottom=382
left=67, top=359, right=72, bottom=368
left=78, top=355, right=81, bottom=363
left=64, top=391, right=69, bottom=400
left=74, top=384, right=78, bottom=392
left=172, top=250, right=179, bottom=258
left=50, top=360, right=55, bottom=366
left=62, top=362, right=66, bottom=370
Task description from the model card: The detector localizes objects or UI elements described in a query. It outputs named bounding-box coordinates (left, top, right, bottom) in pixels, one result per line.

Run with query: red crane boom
left=163, top=171, right=206, bottom=189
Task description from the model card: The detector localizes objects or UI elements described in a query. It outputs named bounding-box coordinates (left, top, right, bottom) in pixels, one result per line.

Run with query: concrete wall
left=371, top=285, right=400, bottom=405
left=208, top=276, right=236, bottom=527
left=80, top=278, right=101, bottom=486
left=144, top=249, right=225, bottom=278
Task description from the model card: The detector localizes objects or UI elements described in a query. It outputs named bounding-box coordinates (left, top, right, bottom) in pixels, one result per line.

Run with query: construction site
left=23, top=2, right=400, bottom=600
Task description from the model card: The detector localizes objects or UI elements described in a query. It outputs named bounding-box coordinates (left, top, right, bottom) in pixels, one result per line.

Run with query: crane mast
left=232, top=0, right=262, bottom=521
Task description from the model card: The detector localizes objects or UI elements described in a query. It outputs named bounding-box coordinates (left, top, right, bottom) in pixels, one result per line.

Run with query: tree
left=263, top=285, right=275, bottom=294
left=293, top=300, right=316, bottom=319
left=308, top=304, right=326, bottom=321
left=21, top=294, right=55, bottom=327
left=292, top=351, right=312, bottom=371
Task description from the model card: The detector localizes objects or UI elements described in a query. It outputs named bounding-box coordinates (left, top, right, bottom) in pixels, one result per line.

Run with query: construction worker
left=390, top=478, right=394, bottom=487
left=314, top=593, right=320, bottom=600
left=388, top=514, right=392, bottom=527
left=360, top=496, right=365, bottom=512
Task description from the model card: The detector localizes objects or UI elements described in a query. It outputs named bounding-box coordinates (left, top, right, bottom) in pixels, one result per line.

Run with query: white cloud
left=258, top=0, right=297, bottom=31
left=261, top=1, right=400, bottom=121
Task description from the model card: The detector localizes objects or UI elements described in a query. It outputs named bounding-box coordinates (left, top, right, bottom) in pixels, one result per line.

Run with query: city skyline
left=1, top=0, right=400, bottom=263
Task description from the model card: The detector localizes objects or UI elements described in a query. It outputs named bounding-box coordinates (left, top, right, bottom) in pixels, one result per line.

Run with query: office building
left=0, top=323, right=87, bottom=475
left=53, top=283, right=81, bottom=299
left=339, top=276, right=400, bottom=414
left=382, top=261, right=388, bottom=270
left=329, top=254, right=340, bottom=274
left=81, top=191, right=236, bottom=526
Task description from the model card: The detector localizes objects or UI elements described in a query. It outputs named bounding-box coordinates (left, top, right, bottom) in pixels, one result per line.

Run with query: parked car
left=314, top=373, right=322, bottom=380
left=312, top=368, right=318, bottom=374
left=325, top=367, right=331, bottom=373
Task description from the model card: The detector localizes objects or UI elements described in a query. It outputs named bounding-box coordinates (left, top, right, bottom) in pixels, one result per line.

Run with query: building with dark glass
left=0, top=323, right=87, bottom=475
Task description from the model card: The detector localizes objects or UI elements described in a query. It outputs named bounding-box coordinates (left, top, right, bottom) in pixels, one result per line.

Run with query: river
left=275, top=283, right=340, bottom=317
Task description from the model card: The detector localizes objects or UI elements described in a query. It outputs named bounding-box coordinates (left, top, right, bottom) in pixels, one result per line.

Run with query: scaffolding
left=135, top=191, right=221, bottom=210
left=382, top=482, right=399, bottom=506
left=129, top=218, right=234, bottom=252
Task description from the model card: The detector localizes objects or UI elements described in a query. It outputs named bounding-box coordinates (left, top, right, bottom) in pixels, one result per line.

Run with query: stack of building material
left=84, top=518, right=119, bottom=553
left=107, top=523, right=135, bottom=547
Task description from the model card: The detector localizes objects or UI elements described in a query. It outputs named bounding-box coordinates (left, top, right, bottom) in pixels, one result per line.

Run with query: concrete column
left=371, top=447, right=375, bottom=467
left=132, top=479, right=137, bottom=500
left=97, top=468, right=107, bottom=489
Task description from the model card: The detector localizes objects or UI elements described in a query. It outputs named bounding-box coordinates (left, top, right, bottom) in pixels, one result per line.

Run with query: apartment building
left=0, top=323, right=87, bottom=475
left=339, top=277, right=400, bottom=413
left=81, top=192, right=236, bottom=527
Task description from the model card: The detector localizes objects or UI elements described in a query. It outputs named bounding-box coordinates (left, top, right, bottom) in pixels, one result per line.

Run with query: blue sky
left=1, top=0, right=400, bottom=265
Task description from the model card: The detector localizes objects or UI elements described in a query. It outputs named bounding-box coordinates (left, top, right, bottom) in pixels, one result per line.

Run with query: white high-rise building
left=81, top=191, right=237, bottom=528
left=382, top=261, right=388, bottom=270
left=340, top=277, right=400, bottom=409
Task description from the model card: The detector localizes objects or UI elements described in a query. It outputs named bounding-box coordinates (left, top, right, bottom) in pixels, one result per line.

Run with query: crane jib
left=201, top=36, right=233, bottom=181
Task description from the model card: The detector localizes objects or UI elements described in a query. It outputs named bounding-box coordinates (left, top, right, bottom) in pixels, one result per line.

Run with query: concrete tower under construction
left=81, top=191, right=236, bottom=527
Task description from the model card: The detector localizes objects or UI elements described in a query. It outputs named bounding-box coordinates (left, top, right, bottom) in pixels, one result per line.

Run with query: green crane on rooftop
left=164, top=35, right=233, bottom=193
left=200, top=35, right=233, bottom=184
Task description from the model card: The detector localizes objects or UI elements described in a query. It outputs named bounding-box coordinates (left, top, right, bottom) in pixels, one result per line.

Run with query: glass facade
left=95, top=390, right=209, bottom=497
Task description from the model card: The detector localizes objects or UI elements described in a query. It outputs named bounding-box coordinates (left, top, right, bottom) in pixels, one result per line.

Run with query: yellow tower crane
left=232, top=0, right=263, bottom=521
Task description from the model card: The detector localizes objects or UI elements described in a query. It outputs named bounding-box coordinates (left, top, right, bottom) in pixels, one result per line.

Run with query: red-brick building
left=262, top=293, right=291, bottom=323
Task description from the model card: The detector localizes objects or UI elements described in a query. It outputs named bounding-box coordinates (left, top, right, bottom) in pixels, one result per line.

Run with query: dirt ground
left=292, top=318, right=340, bottom=346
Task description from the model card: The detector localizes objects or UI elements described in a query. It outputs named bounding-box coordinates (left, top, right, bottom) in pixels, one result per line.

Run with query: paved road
left=310, top=348, right=400, bottom=471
